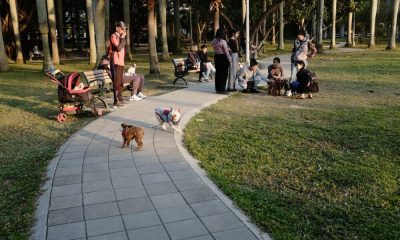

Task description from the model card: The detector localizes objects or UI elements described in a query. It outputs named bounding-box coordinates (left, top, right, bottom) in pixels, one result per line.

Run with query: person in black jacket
left=197, top=45, right=215, bottom=82
left=292, top=60, right=313, bottom=99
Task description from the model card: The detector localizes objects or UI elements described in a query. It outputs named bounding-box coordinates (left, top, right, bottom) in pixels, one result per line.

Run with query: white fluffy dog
left=155, top=107, right=182, bottom=133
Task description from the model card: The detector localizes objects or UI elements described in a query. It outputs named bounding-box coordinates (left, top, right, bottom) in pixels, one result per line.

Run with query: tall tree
left=56, top=0, right=66, bottom=54
left=173, top=0, right=181, bottom=53
left=47, top=0, right=60, bottom=64
left=123, top=0, right=133, bottom=60
left=329, top=0, right=337, bottom=49
left=94, top=0, right=106, bottom=66
left=368, top=0, right=378, bottom=47
left=148, top=0, right=160, bottom=74
left=159, top=0, right=170, bottom=60
left=262, top=0, right=267, bottom=36
left=36, top=0, right=53, bottom=71
left=346, top=12, right=353, bottom=46
left=278, top=1, right=284, bottom=50
left=387, top=0, right=399, bottom=49
left=272, top=11, right=276, bottom=45
left=9, top=0, right=24, bottom=64
left=316, top=0, right=324, bottom=52
left=210, top=0, right=222, bottom=35
left=0, top=18, right=10, bottom=71
left=86, top=0, right=97, bottom=65
left=105, top=0, right=110, bottom=44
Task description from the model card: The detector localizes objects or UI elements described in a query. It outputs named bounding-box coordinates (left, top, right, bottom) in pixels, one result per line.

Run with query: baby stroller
left=46, top=70, right=105, bottom=122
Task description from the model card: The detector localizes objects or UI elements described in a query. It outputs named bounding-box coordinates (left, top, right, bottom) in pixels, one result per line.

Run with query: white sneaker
left=129, top=94, right=142, bottom=101
left=285, top=91, right=292, bottom=97
left=137, top=92, right=146, bottom=98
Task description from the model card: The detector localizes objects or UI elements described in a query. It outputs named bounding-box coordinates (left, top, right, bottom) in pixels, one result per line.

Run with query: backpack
left=308, top=71, right=319, bottom=93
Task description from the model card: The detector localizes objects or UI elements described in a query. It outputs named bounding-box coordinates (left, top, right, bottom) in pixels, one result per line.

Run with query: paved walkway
left=31, top=74, right=274, bottom=240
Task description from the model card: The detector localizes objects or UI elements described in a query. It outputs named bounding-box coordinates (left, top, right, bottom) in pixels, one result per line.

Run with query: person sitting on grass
left=238, top=58, right=270, bottom=93
left=291, top=60, right=313, bottom=99
left=124, top=63, right=146, bottom=101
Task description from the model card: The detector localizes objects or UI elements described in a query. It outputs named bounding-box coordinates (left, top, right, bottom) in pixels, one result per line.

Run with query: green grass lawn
left=184, top=46, right=400, bottom=239
left=0, top=54, right=188, bottom=239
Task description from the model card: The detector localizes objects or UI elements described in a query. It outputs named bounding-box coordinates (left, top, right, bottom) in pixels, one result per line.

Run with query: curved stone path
left=31, top=78, right=273, bottom=240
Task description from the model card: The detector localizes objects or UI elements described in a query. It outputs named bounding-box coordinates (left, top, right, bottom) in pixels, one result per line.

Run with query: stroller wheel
left=57, top=113, right=67, bottom=122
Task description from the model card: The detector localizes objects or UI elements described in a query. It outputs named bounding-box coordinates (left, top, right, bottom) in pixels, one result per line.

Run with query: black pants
left=113, top=65, right=124, bottom=104
left=214, top=54, right=229, bottom=92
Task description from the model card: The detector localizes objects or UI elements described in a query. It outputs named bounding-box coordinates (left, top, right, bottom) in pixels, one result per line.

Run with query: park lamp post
left=181, top=4, right=193, bottom=46
left=245, top=0, right=250, bottom=64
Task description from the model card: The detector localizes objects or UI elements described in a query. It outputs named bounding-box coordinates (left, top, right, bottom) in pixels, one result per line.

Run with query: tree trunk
left=214, top=7, right=220, bottom=36
left=173, top=0, right=181, bottom=53
left=123, top=0, right=133, bottom=60
left=272, top=11, right=276, bottom=45
left=47, top=0, right=60, bottom=64
left=316, top=0, right=324, bottom=52
left=74, top=1, right=83, bottom=51
left=369, top=0, right=378, bottom=47
left=9, top=0, right=24, bottom=64
left=193, top=0, right=199, bottom=43
left=346, top=12, right=353, bottom=47
left=36, top=0, right=53, bottom=71
left=387, top=0, right=399, bottom=49
left=56, top=0, right=66, bottom=54
left=159, top=0, right=170, bottom=61
left=329, top=0, right=337, bottom=49
left=0, top=19, right=10, bottom=71
left=86, top=0, right=97, bottom=65
left=148, top=0, right=160, bottom=74
left=105, top=0, right=109, bottom=44
left=242, top=0, right=246, bottom=25
left=262, top=0, right=267, bottom=36
left=278, top=1, right=284, bottom=50
left=94, top=0, right=106, bottom=67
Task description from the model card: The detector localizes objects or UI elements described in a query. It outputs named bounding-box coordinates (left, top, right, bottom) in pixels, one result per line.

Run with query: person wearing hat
left=108, top=21, right=127, bottom=108
left=238, top=58, right=270, bottom=93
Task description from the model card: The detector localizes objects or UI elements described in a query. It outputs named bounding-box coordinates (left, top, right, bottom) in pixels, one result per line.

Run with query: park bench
left=82, top=70, right=131, bottom=94
left=171, top=58, right=200, bottom=86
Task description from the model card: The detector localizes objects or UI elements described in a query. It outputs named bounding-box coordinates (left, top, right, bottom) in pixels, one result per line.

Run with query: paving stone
left=83, top=171, right=111, bottom=182
left=47, top=221, right=85, bottom=240
left=184, top=235, right=214, bottom=240
left=109, top=153, right=133, bottom=161
left=86, top=148, right=109, bottom=157
left=109, top=160, right=135, bottom=169
left=133, top=151, right=158, bottom=158
left=50, top=194, right=82, bottom=210
left=157, top=205, right=196, bottom=223
left=51, top=183, right=81, bottom=197
left=63, top=145, right=87, bottom=153
left=48, top=207, right=83, bottom=226
left=201, top=212, right=244, bottom=233
left=155, top=147, right=178, bottom=155
left=136, top=164, right=165, bottom=175
left=83, top=179, right=113, bottom=193
left=84, top=189, right=115, bottom=205
left=163, top=162, right=191, bottom=171
left=134, top=157, right=160, bottom=166
left=168, top=169, right=198, bottom=181
left=86, top=216, right=125, bottom=237
left=118, top=196, right=154, bottom=214
left=84, top=202, right=120, bottom=220
left=83, top=163, right=109, bottom=173
left=61, top=152, right=85, bottom=160
left=173, top=178, right=206, bottom=192
left=112, top=175, right=142, bottom=188
left=165, top=218, right=209, bottom=240
left=88, top=231, right=128, bottom=240
left=122, top=210, right=161, bottom=230
left=140, top=172, right=171, bottom=185
left=181, top=188, right=218, bottom=204
left=55, top=166, right=82, bottom=177
left=115, top=185, right=147, bottom=201
left=84, top=156, right=109, bottom=164
left=158, top=155, right=185, bottom=163
left=53, top=174, right=82, bottom=186
left=144, top=181, right=178, bottom=196
left=150, top=193, right=186, bottom=209
left=190, top=199, right=230, bottom=217
left=58, top=158, right=84, bottom=168
left=212, top=227, right=258, bottom=240
left=127, top=225, right=169, bottom=240
left=110, top=167, right=138, bottom=178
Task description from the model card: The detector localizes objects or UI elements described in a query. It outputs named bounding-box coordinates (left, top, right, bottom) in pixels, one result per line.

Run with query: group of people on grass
left=207, top=28, right=316, bottom=99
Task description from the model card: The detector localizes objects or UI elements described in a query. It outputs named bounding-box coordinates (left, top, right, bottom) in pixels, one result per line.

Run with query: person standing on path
left=227, top=30, right=240, bottom=92
left=211, top=28, right=232, bottom=94
left=109, top=21, right=127, bottom=108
